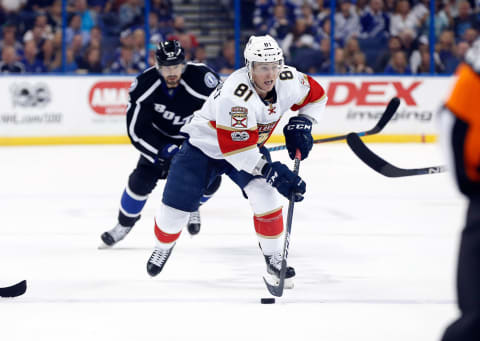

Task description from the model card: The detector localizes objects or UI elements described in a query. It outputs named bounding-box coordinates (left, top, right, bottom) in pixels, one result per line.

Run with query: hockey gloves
left=262, top=161, right=306, bottom=202
left=158, top=143, right=179, bottom=161
left=155, top=144, right=180, bottom=179
left=283, top=116, right=313, bottom=160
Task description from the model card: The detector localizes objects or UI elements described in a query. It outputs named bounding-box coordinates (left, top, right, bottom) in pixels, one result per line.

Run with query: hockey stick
left=346, top=133, right=447, bottom=177
left=263, top=149, right=301, bottom=297
left=0, top=280, right=27, bottom=298
left=267, top=97, right=401, bottom=152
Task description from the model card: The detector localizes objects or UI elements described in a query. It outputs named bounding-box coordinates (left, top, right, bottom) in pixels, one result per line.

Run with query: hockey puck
left=260, top=297, right=275, bottom=304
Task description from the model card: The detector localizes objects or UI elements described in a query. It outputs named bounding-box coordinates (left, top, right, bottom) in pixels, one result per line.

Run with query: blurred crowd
left=0, top=0, right=479, bottom=75
left=252, top=0, right=480, bottom=74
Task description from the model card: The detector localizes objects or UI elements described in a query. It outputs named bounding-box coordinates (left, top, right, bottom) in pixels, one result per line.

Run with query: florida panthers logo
left=230, top=106, right=248, bottom=128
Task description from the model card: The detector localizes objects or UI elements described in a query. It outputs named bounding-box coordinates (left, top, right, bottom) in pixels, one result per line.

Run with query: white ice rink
left=0, top=142, right=466, bottom=341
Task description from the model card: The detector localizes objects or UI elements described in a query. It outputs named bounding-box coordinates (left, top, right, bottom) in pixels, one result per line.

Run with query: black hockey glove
left=283, top=116, right=313, bottom=160
left=261, top=161, right=306, bottom=202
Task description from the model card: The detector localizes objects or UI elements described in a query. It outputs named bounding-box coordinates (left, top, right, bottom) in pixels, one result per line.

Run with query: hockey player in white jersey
left=146, top=35, right=327, bottom=289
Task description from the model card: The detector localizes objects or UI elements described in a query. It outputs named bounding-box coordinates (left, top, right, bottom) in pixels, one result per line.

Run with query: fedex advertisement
left=0, top=75, right=455, bottom=144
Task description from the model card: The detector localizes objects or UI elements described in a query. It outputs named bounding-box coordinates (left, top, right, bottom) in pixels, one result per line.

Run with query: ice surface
left=0, top=143, right=465, bottom=341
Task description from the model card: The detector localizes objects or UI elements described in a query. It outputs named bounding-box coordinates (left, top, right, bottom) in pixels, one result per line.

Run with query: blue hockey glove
left=283, top=116, right=313, bottom=160
left=155, top=144, right=180, bottom=179
left=261, top=161, right=306, bottom=202
left=158, top=143, right=179, bottom=161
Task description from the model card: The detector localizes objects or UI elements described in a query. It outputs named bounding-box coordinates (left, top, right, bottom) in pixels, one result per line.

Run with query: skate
left=100, top=224, right=132, bottom=248
left=264, top=253, right=295, bottom=289
left=187, top=210, right=201, bottom=235
left=146, top=244, right=175, bottom=277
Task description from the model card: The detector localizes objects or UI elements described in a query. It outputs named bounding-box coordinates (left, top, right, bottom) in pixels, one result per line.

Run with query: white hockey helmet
left=244, top=35, right=283, bottom=77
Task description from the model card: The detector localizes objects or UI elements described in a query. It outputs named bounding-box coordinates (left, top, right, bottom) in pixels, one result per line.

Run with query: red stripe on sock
left=253, top=209, right=283, bottom=237
left=154, top=222, right=181, bottom=243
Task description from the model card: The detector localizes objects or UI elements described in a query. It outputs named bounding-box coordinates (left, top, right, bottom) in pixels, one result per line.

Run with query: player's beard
left=165, top=76, right=180, bottom=88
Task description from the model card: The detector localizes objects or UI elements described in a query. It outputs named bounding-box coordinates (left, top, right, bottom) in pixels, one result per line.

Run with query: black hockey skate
left=100, top=224, right=132, bottom=247
left=187, top=210, right=201, bottom=235
left=147, top=244, right=175, bottom=277
left=264, top=253, right=295, bottom=289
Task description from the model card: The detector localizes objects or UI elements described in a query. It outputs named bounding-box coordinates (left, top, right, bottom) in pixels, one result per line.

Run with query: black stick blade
left=0, top=280, right=27, bottom=298
left=347, top=133, right=447, bottom=177
left=368, top=97, right=400, bottom=135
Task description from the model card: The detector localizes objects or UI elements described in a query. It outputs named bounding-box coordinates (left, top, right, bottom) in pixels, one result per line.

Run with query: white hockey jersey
left=181, top=66, right=327, bottom=173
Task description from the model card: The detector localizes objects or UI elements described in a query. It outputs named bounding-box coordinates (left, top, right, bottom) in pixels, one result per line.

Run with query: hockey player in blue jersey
left=101, top=40, right=222, bottom=247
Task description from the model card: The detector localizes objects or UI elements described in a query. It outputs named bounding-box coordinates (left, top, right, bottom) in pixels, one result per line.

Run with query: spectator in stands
left=266, top=4, right=291, bottom=41
left=47, top=0, right=63, bottom=32
left=282, top=17, right=319, bottom=63
left=253, top=0, right=273, bottom=33
left=168, top=16, right=199, bottom=55
left=344, top=37, right=361, bottom=67
left=207, top=39, right=235, bottom=74
left=110, top=45, right=141, bottom=74
left=416, top=50, right=434, bottom=74
left=418, top=0, right=452, bottom=39
left=70, top=33, right=85, bottom=65
left=193, top=43, right=208, bottom=64
left=23, top=16, right=54, bottom=49
left=48, top=30, right=64, bottom=71
left=334, top=48, right=351, bottom=74
left=357, top=0, right=390, bottom=64
left=51, top=48, right=78, bottom=72
left=410, top=35, right=443, bottom=74
left=463, top=28, right=478, bottom=46
left=66, top=14, right=90, bottom=46
left=22, top=40, right=47, bottom=73
left=351, top=51, right=374, bottom=73
left=358, top=0, right=390, bottom=40
left=374, top=35, right=402, bottom=72
left=384, top=50, right=412, bottom=74
left=383, top=0, right=395, bottom=14
left=23, top=0, right=55, bottom=12
left=149, top=12, right=166, bottom=45
left=455, top=40, right=470, bottom=63
left=87, top=26, right=103, bottom=50
left=77, top=46, right=103, bottom=73
left=132, top=28, right=146, bottom=71
left=398, top=28, right=416, bottom=58
left=438, top=30, right=460, bottom=74
left=390, top=0, right=417, bottom=37
left=42, top=38, right=56, bottom=69
left=253, top=0, right=300, bottom=32
left=408, top=0, right=429, bottom=35
left=68, top=0, right=98, bottom=34
left=118, top=0, right=143, bottom=30
left=453, top=1, right=479, bottom=39
left=314, top=36, right=330, bottom=72
left=0, top=46, right=25, bottom=73
left=151, top=0, right=174, bottom=30
left=312, top=0, right=329, bottom=23
left=0, top=23, right=23, bottom=56
left=354, top=0, right=369, bottom=14
left=300, top=2, right=316, bottom=28
left=334, top=0, right=360, bottom=47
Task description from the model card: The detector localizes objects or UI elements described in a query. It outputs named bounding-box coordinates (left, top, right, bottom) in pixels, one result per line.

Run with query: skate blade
left=97, top=243, right=112, bottom=250
left=265, top=273, right=294, bottom=289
